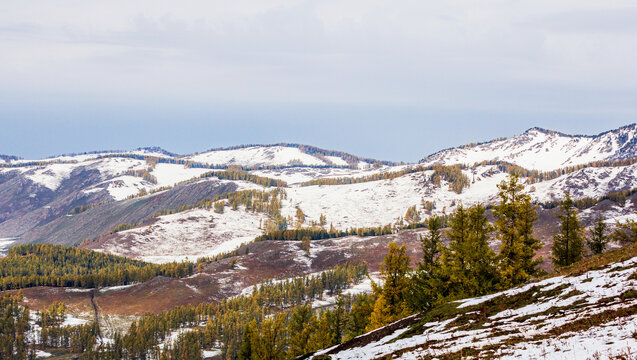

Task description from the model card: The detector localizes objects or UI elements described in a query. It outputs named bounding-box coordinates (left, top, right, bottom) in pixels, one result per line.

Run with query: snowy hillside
left=282, top=163, right=637, bottom=230
left=423, top=124, right=637, bottom=171
left=184, top=145, right=369, bottom=168
left=85, top=207, right=267, bottom=263
left=317, top=253, right=637, bottom=360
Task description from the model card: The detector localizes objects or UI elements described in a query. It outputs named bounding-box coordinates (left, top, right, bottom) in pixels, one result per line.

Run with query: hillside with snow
left=1, top=124, right=637, bottom=260
left=185, top=145, right=349, bottom=168
left=84, top=207, right=268, bottom=264
left=316, top=249, right=637, bottom=360
left=423, top=124, right=637, bottom=171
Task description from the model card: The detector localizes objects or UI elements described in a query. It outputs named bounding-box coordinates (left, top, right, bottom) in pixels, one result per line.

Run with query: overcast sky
left=1, top=1, right=636, bottom=161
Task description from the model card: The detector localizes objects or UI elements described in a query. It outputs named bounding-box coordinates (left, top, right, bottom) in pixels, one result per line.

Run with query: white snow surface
left=424, top=126, right=637, bottom=172
left=35, top=350, right=52, bottom=358
left=94, top=207, right=266, bottom=263
left=186, top=146, right=329, bottom=167
left=322, top=256, right=637, bottom=360
left=281, top=168, right=508, bottom=229
left=0, top=237, right=16, bottom=257
left=252, top=164, right=410, bottom=185
left=150, top=163, right=211, bottom=187
left=24, top=163, right=80, bottom=191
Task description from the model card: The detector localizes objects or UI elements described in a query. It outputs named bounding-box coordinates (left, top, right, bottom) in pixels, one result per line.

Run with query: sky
left=1, top=1, right=636, bottom=162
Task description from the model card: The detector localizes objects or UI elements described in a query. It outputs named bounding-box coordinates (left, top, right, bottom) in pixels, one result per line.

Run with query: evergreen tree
left=238, top=321, right=255, bottom=360
left=439, top=205, right=497, bottom=299
left=307, top=312, right=334, bottom=352
left=369, top=242, right=410, bottom=329
left=552, top=192, right=585, bottom=267
left=612, top=218, right=637, bottom=244
left=287, top=305, right=313, bottom=358
left=404, top=205, right=421, bottom=224
left=344, top=294, right=374, bottom=341
left=251, top=313, right=287, bottom=360
left=493, top=175, right=540, bottom=287
left=0, top=292, right=30, bottom=360
left=439, top=205, right=470, bottom=297
left=518, top=196, right=542, bottom=275
left=409, top=216, right=442, bottom=311
left=588, top=216, right=608, bottom=255
left=466, top=205, right=498, bottom=294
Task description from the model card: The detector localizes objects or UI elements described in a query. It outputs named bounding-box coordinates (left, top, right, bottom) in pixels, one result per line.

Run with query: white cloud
left=0, top=0, right=636, bottom=113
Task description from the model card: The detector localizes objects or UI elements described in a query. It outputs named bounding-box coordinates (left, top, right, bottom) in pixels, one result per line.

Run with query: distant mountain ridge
left=3, top=143, right=391, bottom=167
left=422, top=123, right=637, bottom=171
left=2, top=123, right=637, bottom=254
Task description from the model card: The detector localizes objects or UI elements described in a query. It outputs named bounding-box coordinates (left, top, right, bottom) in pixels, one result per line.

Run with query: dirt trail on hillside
left=90, top=289, right=102, bottom=340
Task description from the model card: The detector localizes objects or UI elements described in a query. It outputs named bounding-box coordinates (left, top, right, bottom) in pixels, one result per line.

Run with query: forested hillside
left=0, top=244, right=193, bottom=290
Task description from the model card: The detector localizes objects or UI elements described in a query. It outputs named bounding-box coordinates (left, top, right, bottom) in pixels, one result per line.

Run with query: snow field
left=94, top=207, right=267, bottom=264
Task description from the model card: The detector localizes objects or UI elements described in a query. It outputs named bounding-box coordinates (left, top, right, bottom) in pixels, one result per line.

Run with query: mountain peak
left=422, top=123, right=637, bottom=170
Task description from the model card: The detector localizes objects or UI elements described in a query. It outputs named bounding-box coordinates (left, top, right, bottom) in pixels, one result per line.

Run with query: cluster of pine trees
left=404, top=175, right=541, bottom=317
left=541, top=186, right=637, bottom=211
left=0, top=244, right=193, bottom=290
left=198, top=169, right=287, bottom=188
left=548, top=191, right=637, bottom=267
left=69, top=200, right=113, bottom=215
left=152, top=189, right=286, bottom=220
left=298, top=164, right=470, bottom=194
left=123, top=169, right=158, bottom=184
left=103, top=263, right=371, bottom=359
left=0, top=292, right=30, bottom=359
left=254, top=224, right=394, bottom=242
left=0, top=263, right=369, bottom=359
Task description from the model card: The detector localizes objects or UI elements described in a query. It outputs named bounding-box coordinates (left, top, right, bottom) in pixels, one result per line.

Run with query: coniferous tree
left=552, top=192, right=585, bottom=267
left=466, top=204, right=498, bottom=294
left=439, top=204, right=471, bottom=298
left=518, top=196, right=542, bottom=276
left=344, top=294, right=374, bottom=341
left=308, top=312, right=334, bottom=351
left=319, top=214, right=327, bottom=227
left=493, top=175, right=540, bottom=287
left=404, top=205, right=421, bottom=224
left=379, top=242, right=411, bottom=316
left=369, top=242, right=410, bottom=329
left=612, top=218, right=637, bottom=244
left=588, top=216, right=608, bottom=255
left=409, top=216, right=442, bottom=311
left=287, top=305, right=313, bottom=358
left=251, top=313, right=287, bottom=360
left=0, top=292, right=30, bottom=360
left=440, top=205, right=497, bottom=298
left=238, top=321, right=255, bottom=360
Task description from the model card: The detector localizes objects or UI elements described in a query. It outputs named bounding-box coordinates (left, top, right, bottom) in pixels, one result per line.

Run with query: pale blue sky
left=1, top=1, right=636, bottom=162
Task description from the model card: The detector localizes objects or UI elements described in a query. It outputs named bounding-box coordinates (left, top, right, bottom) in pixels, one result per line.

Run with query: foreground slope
left=316, top=246, right=637, bottom=360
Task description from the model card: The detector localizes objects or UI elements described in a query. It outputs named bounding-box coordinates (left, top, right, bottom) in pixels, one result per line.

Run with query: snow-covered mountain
left=423, top=124, right=637, bottom=171
left=3, top=124, right=637, bottom=262
left=185, top=145, right=363, bottom=168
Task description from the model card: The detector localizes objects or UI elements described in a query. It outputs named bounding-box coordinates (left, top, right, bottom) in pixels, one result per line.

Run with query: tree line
left=254, top=224, right=394, bottom=242
left=0, top=244, right=193, bottom=290
left=298, top=164, right=470, bottom=194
